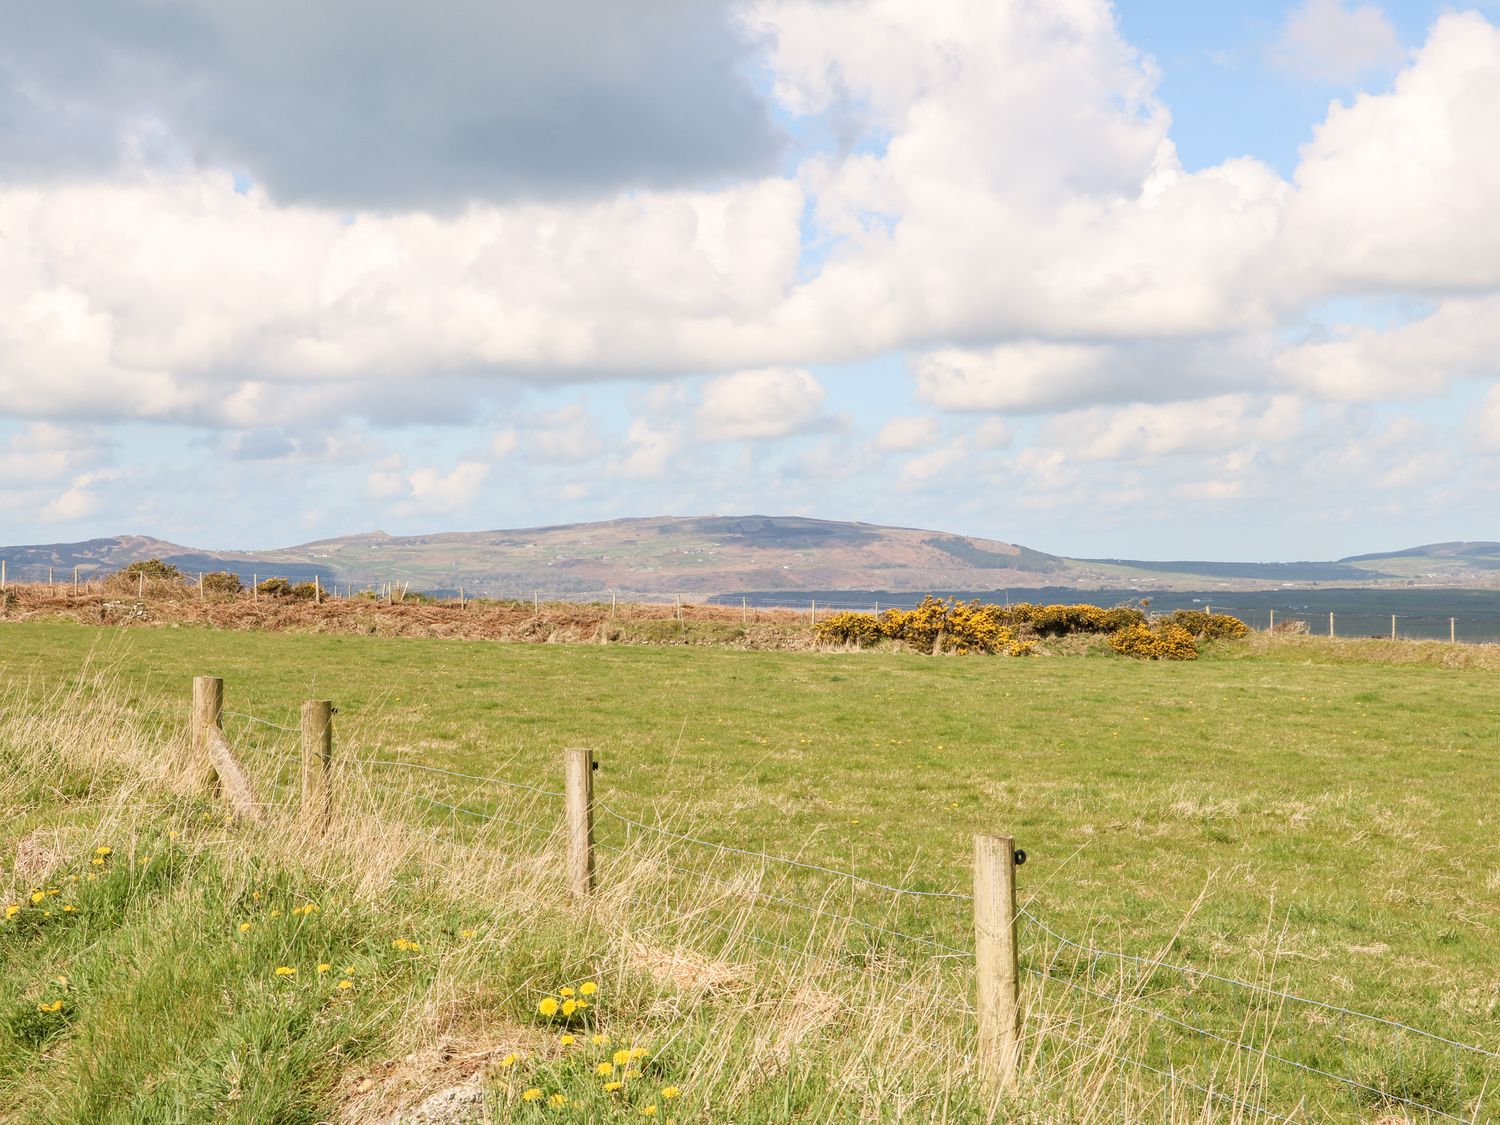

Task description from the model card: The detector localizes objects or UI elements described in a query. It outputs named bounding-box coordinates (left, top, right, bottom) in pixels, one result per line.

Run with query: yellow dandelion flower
left=559, top=986, right=575, bottom=998
left=269, top=909, right=282, bottom=918
left=500, top=1053, right=521, bottom=1068
left=274, top=966, right=296, bottom=977
left=168, top=830, right=180, bottom=840
left=591, top=1033, right=610, bottom=1047
left=521, top=1088, right=543, bottom=1102
left=578, top=981, right=597, bottom=996
left=45, top=888, right=60, bottom=897
left=574, top=999, right=590, bottom=1010
left=623, top=1069, right=641, bottom=1080
left=30, top=891, right=44, bottom=904
left=37, top=999, right=64, bottom=1013
left=317, top=963, right=331, bottom=973
left=4, top=904, right=18, bottom=919
left=604, top=1081, right=624, bottom=1092
left=559, top=1034, right=575, bottom=1047
left=561, top=998, right=578, bottom=1017
left=342, top=967, right=356, bottom=975
left=612, top=1049, right=633, bottom=1066
left=408, top=941, right=421, bottom=952
left=61, top=905, right=75, bottom=913
left=459, top=928, right=477, bottom=939
left=54, top=975, right=69, bottom=987
left=537, top=997, right=559, bottom=1017
left=252, top=891, right=261, bottom=901
left=630, top=1048, right=649, bottom=1060
left=43, top=910, right=53, bottom=917
left=239, top=922, right=252, bottom=933
left=336, top=979, right=353, bottom=991
left=95, top=846, right=112, bottom=857
left=640, top=1106, right=658, bottom=1118
left=548, top=1094, right=568, bottom=1107
left=661, top=1087, right=681, bottom=1099
left=596, top=1062, right=615, bottom=1076
left=139, top=855, right=151, bottom=865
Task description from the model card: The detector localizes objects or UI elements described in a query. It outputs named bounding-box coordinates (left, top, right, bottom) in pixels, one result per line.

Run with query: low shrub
left=256, top=578, right=319, bottom=600
left=1164, top=610, right=1250, bottom=640
left=117, top=559, right=184, bottom=581
left=201, top=571, right=243, bottom=596
left=814, top=611, right=885, bottom=647
left=1109, top=622, right=1199, bottom=660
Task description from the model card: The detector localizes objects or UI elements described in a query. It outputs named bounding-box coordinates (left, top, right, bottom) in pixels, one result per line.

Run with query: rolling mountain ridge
left=2, top=517, right=1497, bottom=597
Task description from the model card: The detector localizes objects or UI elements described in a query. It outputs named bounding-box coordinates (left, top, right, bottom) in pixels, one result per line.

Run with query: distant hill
left=3, top=522, right=1497, bottom=597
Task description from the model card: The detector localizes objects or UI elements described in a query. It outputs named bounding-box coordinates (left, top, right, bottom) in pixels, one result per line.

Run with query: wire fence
left=221, top=733, right=1489, bottom=1124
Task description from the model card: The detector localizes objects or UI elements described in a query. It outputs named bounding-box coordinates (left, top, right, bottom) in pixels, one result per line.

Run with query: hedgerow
left=816, top=596, right=1226, bottom=660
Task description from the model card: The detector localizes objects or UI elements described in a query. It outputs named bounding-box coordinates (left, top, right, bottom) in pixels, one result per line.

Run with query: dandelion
left=548, top=1094, right=568, bottom=1107
left=45, top=888, right=60, bottom=897
left=603, top=1081, right=624, bottom=1092
left=342, top=967, right=356, bottom=976
left=139, top=855, right=152, bottom=865
left=30, top=891, right=44, bottom=904
left=95, top=846, right=111, bottom=857
left=317, top=963, right=331, bottom=974
left=239, top=922, right=252, bottom=933
left=459, top=928, right=477, bottom=939
left=90, top=858, right=104, bottom=867
left=612, top=1050, right=633, bottom=1067
left=558, top=1034, right=575, bottom=1047
left=596, top=1062, right=614, bottom=1076
left=578, top=981, right=597, bottom=996
left=62, top=905, right=75, bottom=913
left=521, top=1089, right=543, bottom=1102
left=4, top=905, right=18, bottom=919
left=274, top=966, right=296, bottom=977
left=168, top=830, right=180, bottom=840
left=630, top=1048, right=649, bottom=1060
left=623, top=1070, right=641, bottom=1080
left=575, top=999, right=589, bottom=1010
left=559, top=986, right=575, bottom=998
left=561, top=998, right=578, bottom=1017
left=591, top=1033, right=610, bottom=1047
left=639, top=1106, right=658, bottom=1117
left=661, top=1087, right=681, bottom=1099
left=537, top=997, right=559, bottom=1017
left=336, top=979, right=353, bottom=991
left=54, top=975, right=69, bottom=988
left=269, top=909, right=282, bottom=918
left=37, top=1000, right=64, bottom=1013
left=499, top=1053, right=521, bottom=1068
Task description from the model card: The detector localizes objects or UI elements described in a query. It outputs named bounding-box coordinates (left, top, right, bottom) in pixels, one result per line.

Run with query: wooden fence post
left=1391, top=614, right=1397, bottom=641
left=1, top=559, right=6, bottom=590
left=975, top=833, right=1021, bottom=1093
left=1450, top=617, right=1456, bottom=644
left=300, top=700, right=333, bottom=832
left=565, top=747, right=595, bottom=899
left=1329, top=611, right=1335, bottom=637
left=314, top=575, right=321, bottom=605
left=192, top=675, right=224, bottom=791
left=1268, top=609, right=1275, bottom=632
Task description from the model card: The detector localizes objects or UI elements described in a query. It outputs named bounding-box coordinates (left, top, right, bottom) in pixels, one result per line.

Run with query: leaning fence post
left=301, top=700, right=333, bottom=832
left=192, top=675, right=224, bottom=791
left=565, top=747, right=595, bottom=899
left=975, top=833, right=1022, bottom=1093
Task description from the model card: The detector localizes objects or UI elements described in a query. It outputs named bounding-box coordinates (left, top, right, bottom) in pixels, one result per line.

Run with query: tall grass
left=0, top=669, right=1457, bottom=1123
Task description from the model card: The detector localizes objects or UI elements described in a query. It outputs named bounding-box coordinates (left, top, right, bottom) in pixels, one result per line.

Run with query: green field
left=4, top=620, right=1499, bottom=1120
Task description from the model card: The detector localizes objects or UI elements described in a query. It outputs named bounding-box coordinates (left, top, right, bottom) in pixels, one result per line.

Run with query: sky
left=3, top=0, right=1500, bottom=561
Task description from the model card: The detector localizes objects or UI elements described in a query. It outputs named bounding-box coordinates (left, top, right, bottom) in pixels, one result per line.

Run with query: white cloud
left=894, top=440, right=967, bottom=491
left=1047, top=395, right=1305, bottom=462
left=696, top=367, right=829, bottom=440
left=365, top=459, right=490, bottom=515
left=489, top=428, right=519, bottom=458
left=40, top=469, right=120, bottom=522
left=529, top=404, right=605, bottom=464
left=1271, top=0, right=1404, bottom=85
left=872, top=415, right=940, bottom=452
left=614, top=418, right=686, bottom=479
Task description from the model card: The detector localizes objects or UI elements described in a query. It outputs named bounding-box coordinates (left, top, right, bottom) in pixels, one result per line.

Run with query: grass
left=3, top=620, right=1499, bottom=1121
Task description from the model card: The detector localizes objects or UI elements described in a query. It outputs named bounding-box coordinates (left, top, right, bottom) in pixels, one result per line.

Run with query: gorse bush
left=256, top=578, right=319, bottom=600
left=1108, top=622, right=1200, bottom=661
left=201, top=572, right=243, bottom=596
left=817, top=597, right=1209, bottom=659
left=1163, top=610, right=1249, bottom=640
left=117, top=559, right=184, bottom=581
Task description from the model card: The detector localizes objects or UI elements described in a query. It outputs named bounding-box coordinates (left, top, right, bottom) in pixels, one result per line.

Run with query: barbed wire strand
left=354, top=757, right=565, bottom=800
left=1025, top=966, right=1473, bottom=1122
left=222, top=710, right=300, bottom=735
left=596, top=799, right=972, bottom=901
left=1021, top=909, right=1500, bottom=1062
left=371, top=783, right=554, bottom=840
left=596, top=838, right=973, bottom=957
